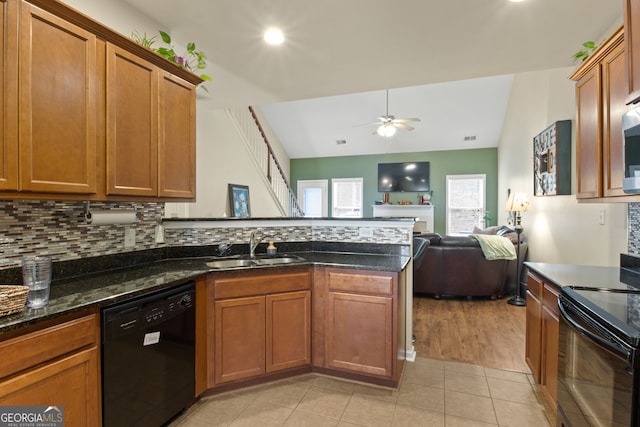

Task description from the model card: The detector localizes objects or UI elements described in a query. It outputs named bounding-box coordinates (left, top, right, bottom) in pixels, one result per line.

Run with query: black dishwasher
left=102, top=281, right=195, bottom=427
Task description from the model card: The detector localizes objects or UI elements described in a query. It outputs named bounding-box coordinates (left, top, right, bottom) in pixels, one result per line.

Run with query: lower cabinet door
left=326, top=292, right=393, bottom=378
left=266, top=290, right=311, bottom=373
left=0, top=347, right=100, bottom=427
left=525, top=290, right=543, bottom=382
left=542, top=305, right=559, bottom=407
left=214, top=296, right=265, bottom=384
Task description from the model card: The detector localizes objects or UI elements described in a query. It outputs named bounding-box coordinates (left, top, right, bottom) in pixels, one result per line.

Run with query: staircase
left=226, top=106, right=303, bottom=217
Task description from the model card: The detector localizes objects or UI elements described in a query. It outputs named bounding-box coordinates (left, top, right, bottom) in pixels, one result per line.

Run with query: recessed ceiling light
left=264, top=28, right=285, bottom=45
left=509, top=0, right=525, bottom=2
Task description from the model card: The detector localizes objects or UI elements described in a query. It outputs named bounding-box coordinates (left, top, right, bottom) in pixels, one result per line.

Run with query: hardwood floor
left=412, top=295, right=528, bottom=372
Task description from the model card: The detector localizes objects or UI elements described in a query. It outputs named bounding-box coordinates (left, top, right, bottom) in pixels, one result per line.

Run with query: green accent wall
left=290, top=148, right=498, bottom=235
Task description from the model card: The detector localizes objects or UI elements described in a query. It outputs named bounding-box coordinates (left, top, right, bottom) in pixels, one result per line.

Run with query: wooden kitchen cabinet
left=625, top=0, right=640, bottom=103
left=18, top=1, right=97, bottom=195
left=214, top=295, right=266, bottom=383
left=525, top=272, right=543, bottom=383
left=571, top=28, right=627, bottom=200
left=106, top=43, right=158, bottom=197
left=158, top=72, right=197, bottom=198
left=106, top=43, right=197, bottom=199
left=314, top=267, right=404, bottom=386
left=541, top=284, right=560, bottom=407
left=0, top=0, right=18, bottom=191
left=0, top=311, right=100, bottom=427
left=0, top=0, right=200, bottom=201
left=210, top=269, right=311, bottom=386
left=266, top=290, right=311, bottom=373
left=525, top=271, right=559, bottom=411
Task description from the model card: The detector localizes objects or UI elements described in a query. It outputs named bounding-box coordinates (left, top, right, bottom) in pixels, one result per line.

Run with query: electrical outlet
left=155, top=224, right=165, bottom=244
left=599, top=209, right=605, bottom=225
left=359, top=227, right=374, bottom=238
left=124, top=227, right=136, bottom=248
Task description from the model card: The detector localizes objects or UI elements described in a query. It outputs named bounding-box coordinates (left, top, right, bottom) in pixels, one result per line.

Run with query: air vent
left=464, top=136, right=477, bottom=141
left=336, top=139, right=347, bottom=145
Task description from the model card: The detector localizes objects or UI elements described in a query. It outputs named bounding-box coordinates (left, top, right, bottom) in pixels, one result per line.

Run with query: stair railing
left=226, top=106, right=304, bottom=217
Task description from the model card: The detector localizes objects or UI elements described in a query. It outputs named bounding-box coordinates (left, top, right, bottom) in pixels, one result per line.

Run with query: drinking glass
left=22, top=256, right=52, bottom=308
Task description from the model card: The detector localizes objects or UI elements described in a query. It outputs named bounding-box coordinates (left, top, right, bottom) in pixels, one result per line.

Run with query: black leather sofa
left=413, top=228, right=527, bottom=299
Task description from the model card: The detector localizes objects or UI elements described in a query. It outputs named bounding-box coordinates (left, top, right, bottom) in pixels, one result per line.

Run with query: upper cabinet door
left=0, top=0, right=18, bottom=191
left=625, top=0, right=640, bottom=103
left=158, top=72, right=196, bottom=199
left=18, top=2, right=97, bottom=194
left=106, top=43, right=158, bottom=197
left=602, top=41, right=628, bottom=197
left=575, top=67, right=603, bottom=199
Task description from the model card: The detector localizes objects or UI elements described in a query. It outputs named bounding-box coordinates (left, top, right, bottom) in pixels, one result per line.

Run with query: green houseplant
left=131, top=30, right=212, bottom=90
left=573, top=41, right=597, bottom=63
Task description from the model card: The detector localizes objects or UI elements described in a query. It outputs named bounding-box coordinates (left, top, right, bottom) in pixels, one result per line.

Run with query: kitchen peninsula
left=0, top=217, right=413, bottom=426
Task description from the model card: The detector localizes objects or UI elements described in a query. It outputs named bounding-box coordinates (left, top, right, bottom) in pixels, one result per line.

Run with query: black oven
left=557, top=293, right=638, bottom=426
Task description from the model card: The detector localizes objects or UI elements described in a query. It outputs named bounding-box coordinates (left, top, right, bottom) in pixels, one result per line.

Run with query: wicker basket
left=0, top=285, right=29, bottom=317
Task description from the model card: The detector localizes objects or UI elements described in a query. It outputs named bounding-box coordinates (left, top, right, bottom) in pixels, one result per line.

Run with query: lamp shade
left=505, top=192, right=530, bottom=212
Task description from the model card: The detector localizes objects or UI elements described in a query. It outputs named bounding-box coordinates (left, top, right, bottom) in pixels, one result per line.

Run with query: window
left=446, top=174, right=486, bottom=235
left=332, top=178, right=363, bottom=218
left=297, top=179, right=328, bottom=217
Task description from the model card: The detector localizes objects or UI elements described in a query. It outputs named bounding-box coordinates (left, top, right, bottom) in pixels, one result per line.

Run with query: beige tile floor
left=171, top=357, right=552, bottom=427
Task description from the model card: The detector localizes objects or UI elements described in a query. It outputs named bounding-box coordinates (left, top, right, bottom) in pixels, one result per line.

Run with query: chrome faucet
left=249, top=231, right=265, bottom=258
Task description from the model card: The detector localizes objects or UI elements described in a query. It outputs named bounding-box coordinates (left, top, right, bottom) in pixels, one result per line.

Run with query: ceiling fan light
left=377, top=124, right=396, bottom=137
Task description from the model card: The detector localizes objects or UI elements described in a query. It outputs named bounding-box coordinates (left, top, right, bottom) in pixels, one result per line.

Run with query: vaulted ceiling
left=120, top=0, right=622, bottom=157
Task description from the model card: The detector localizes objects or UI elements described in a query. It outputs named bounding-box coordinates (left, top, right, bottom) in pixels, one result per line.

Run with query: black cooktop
left=561, top=264, right=640, bottom=348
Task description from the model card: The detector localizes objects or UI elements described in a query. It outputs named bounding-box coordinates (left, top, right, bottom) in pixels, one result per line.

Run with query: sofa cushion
left=439, top=235, right=480, bottom=247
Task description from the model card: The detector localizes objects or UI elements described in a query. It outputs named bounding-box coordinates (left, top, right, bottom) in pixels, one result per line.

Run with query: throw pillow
left=472, top=225, right=498, bottom=235
left=501, top=232, right=519, bottom=244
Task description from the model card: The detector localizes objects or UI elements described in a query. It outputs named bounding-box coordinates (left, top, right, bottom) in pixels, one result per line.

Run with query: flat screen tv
left=378, top=162, right=430, bottom=192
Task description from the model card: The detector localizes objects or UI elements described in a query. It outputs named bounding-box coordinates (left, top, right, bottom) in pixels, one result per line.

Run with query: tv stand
left=372, top=204, right=434, bottom=233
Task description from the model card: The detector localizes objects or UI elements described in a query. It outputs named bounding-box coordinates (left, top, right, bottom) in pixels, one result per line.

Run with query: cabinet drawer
left=527, top=272, right=543, bottom=299
left=543, top=284, right=560, bottom=317
left=328, top=271, right=394, bottom=296
left=0, top=313, right=98, bottom=379
left=214, top=271, right=311, bottom=299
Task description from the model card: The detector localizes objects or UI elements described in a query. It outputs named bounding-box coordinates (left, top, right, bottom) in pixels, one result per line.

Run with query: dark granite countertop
left=0, top=249, right=409, bottom=334
left=525, top=262, right=632, bottom=289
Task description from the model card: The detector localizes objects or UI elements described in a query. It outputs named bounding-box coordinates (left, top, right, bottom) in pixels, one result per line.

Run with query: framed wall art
left=533, top=120, right=571, bottom=196
left=228, top=184, right=251, bottom=217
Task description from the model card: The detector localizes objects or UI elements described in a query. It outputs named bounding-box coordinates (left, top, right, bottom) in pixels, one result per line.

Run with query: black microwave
left=623, top=106, right=640, bottom=193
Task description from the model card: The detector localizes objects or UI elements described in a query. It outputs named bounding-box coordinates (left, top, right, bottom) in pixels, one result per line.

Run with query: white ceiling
left=120, top=0, right=622, bottom=158
left=260, top=75, right=514, bottom=158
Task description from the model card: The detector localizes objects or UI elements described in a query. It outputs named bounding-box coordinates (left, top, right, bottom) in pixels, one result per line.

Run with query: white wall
left=498, top=67, right=627, bottom=266
left=168, top=102, right=283, bottom=218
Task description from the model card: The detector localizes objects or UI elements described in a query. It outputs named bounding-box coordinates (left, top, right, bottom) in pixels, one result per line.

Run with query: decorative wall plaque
left=533, top=120, right=571, bottom=196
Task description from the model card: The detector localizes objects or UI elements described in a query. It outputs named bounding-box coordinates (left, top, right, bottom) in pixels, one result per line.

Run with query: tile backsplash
left=629, top=203, right=640, bottom=255
left=0, top=201, right=411, bottom=270
left=0, top=200, right=164, bottom=269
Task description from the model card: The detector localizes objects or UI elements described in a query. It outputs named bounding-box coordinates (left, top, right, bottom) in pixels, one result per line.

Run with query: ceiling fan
left=366, top=90, right=421, bottom=137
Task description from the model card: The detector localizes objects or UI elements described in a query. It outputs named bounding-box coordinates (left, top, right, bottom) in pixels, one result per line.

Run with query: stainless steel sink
left=252, top=257, right=304, bottom=266
left=205, top=255, right=305, bottom=269
left=206, top=258, right=254, bottom=269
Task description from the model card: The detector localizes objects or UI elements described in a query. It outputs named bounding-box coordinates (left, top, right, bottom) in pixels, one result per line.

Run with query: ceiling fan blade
left=393, top=123, right=415, bottom=131
left=391, top=118, right=421, bottom=123
left=353, top=121, right=383, bottom=127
